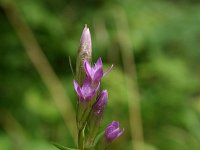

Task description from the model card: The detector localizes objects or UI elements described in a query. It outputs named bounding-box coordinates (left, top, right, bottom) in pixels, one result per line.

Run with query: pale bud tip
left=80, top=24, right=92, bottom=53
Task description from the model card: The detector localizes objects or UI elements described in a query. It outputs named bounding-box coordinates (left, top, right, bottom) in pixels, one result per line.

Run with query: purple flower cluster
left=74, top=58, right=124, bottom=143
left=73, top=26, right=124, bottom=148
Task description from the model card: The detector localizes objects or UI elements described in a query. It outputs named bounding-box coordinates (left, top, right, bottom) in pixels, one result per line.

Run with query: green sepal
left=93, top=131, right=104, bottom=146
left=78, top=123, right=87, bottom=149
left=53, top=143, right=79, bottom=150
left=83, top=131, right=106, bottom=150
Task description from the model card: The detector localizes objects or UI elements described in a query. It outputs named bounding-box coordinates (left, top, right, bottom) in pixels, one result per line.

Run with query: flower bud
left=92, top=90, right=108, bottom=117
left=76, top=25, right=92, bottom=85
left=105, top=121, right=124, bottom=143
left=85, top=90, right=108, bottom=148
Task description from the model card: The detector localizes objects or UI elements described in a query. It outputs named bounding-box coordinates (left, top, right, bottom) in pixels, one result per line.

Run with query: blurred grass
left=1, top=0, right=200, bottom=150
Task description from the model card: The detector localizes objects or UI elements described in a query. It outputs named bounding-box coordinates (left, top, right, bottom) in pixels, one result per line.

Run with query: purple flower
left=73, top=77, right=100, bottom=102
left=105, top=121, right=124, bottom=142
left=92, top=90, right=108, bottom=116
left=84, top=58, right=113, bottom=83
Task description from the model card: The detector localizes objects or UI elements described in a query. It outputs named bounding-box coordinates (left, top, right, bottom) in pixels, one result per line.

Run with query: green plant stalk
left=78, top=129, right=84, bottom=150
left=75, top=25, right=92, bottom=149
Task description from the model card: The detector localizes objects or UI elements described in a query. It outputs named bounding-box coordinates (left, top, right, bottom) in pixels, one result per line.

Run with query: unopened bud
left=104, top=121, right=124, bottom=143
left=85, top=90, right=108, bottom=148
left=92, top=90, right=108, bottom=116
left=76, top=25, right=92, bottom=85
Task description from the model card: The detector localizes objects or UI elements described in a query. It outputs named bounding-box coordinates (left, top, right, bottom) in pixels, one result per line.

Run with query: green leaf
left=53, top=143, right=79, bottom=150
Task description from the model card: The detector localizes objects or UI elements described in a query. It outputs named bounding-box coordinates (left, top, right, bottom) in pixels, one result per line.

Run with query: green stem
left=78, top=130, right=83, bottom=150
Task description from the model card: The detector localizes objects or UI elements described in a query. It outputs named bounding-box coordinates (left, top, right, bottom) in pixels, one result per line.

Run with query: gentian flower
left=105, top=121, right=124, bottom=142
left=84, top=58, right=113, bottom=84
left=73, top=77, right=100, bottom=102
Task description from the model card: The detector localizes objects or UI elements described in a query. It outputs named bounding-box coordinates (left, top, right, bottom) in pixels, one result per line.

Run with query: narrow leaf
left=53, top=143, right=79, bottom=150
left=93, top=131, right=105, bottom=146
left=68, top=56, right=75, bottom=78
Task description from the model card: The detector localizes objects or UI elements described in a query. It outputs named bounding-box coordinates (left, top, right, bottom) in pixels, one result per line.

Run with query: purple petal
left=96, top=90, right=108, bottom=106
left=111, top=121, right=119, bottom=128
left=105, top=125, right=117, bottom=134
left=85, top=90, right=96, bottom=101
left=82, top=77, right=92, bottom=89
left=84, top=59, right=92, bottom=79
left=84, top=81, right=100, bottom=101
left=81, top=78, right=100, bottom=101
left=82, top=79, right=93, bottom=97
left=93, top=67, right=103, bottom=81
left=93, top=90, right=108, bottom=112
left=73, top=80, right=84, bottom=99
left=73, top=80, right=79, bottom=90
left=117, top=128, right=125, bottom=138
left=77, top=87, right=84, bottom=100
left=94, top=58, right=103, bottom=69
left=106, top=128, right=120, bottom=141
left=92, top=58, right=103, bottom=81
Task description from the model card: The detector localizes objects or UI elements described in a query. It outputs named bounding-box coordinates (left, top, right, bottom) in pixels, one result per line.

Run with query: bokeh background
left=1, top=0, right=200, bottom=150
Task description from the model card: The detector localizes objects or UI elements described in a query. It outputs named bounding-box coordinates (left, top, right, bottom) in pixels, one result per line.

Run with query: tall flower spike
left=73, top=77, right=100, bottom=102
left=105, top=121, right=124, bottom=143
left=76, top=25, right=92, bottom=85
left=84, top=58, right=113, bottom=83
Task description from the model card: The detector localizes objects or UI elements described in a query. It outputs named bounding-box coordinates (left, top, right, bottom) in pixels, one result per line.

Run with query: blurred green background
left=1, top=0, right=200, bottom=150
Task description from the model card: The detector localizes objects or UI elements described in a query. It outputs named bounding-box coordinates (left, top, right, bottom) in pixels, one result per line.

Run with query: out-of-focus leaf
left=53, top=143, right=79, bottom=150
